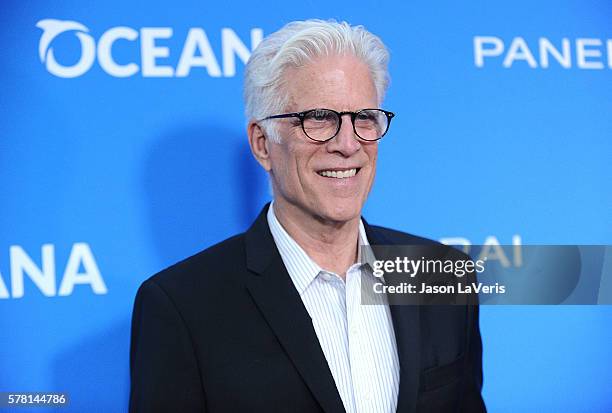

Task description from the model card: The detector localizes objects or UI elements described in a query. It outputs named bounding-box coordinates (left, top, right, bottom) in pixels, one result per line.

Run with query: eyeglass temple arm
left=260, top=112, right=303, bottom=121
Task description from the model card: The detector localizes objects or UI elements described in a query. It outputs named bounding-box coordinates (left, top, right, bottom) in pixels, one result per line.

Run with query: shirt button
left=320, top=272, right=332, bottom=281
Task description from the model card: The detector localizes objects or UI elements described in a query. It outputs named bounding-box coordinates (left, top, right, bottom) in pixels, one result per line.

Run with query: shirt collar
left=267, top=202, right=376, bottom=295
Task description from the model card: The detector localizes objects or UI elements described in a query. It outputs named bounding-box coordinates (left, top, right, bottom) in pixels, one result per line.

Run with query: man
left=129, top=19, right=486, bottom=413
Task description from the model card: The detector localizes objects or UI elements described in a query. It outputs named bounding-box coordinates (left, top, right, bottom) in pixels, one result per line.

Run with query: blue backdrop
left=1, top=1, right=611, bottom=412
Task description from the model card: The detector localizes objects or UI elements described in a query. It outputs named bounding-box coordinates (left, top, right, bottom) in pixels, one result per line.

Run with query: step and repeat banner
left=1, top=1, right=611, bottom=412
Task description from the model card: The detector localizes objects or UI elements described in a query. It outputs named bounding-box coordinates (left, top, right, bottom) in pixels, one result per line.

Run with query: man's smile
left=316, top=167, right=360, bottom=179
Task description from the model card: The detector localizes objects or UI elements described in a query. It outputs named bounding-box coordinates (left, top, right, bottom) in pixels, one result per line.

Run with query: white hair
left=244, top=19, right=390, bottom=142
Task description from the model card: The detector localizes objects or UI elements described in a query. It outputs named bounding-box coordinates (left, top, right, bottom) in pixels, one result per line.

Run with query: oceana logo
left=36, top=19, right=263, bottom=78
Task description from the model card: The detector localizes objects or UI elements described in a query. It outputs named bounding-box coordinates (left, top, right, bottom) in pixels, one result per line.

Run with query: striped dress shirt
left=267, top=204, right=400, bottom=413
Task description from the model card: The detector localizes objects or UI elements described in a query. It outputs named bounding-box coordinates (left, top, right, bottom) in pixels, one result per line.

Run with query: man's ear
left=247, top=121, right=272, bottom=171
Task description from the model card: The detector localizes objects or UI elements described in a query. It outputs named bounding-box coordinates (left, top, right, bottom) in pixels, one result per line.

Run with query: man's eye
left=357, top=112, right=375, bottom=121
left=309, top=110, right=332, bottom=121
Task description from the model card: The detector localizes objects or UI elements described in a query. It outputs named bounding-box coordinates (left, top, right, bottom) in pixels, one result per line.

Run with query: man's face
left=267, top=54, right=379, bottom=224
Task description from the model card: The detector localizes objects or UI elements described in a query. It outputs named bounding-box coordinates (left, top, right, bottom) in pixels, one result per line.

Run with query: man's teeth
left=318, top=168, right=357, bottom=178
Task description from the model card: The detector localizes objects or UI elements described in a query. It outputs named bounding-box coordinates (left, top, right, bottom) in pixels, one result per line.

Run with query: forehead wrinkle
left=285, top=56, right=377, bottom=112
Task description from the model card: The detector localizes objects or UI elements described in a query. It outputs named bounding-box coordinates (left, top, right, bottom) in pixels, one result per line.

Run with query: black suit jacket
left=129, top=204, right=486, bottom=412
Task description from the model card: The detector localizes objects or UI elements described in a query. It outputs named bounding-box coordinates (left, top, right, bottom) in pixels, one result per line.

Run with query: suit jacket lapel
left=244, top=204, right=345, bottom=413
left=388, top=304, right=421, bottom=413
left=364, top=221, right=421, bottom=413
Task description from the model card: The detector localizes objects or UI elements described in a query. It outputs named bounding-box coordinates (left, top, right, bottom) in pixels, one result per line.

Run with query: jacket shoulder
left=367, top=224, right=441, bottom=246
left=367, top=224, right=471, bottom=262
left=144, top=232, right=247, bottom=296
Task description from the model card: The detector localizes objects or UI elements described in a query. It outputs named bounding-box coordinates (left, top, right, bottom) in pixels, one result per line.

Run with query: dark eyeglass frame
left=259, top=108, right=395, bottom=142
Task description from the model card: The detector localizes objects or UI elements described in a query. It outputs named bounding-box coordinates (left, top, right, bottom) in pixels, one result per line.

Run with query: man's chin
left=315, top=201, right=364, bottom=224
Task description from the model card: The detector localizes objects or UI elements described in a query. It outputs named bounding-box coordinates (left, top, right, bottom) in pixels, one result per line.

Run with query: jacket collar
left=244, top=203, right=421, bottom=413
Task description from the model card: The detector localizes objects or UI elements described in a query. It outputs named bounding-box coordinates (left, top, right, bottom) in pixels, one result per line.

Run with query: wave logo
left=37, top=19, right=96, bottom=78
left=36, top=19, right=263, bottom=78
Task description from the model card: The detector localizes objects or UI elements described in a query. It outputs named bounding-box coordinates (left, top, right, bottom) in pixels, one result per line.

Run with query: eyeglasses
left=259, top=108, right=395, bottom=142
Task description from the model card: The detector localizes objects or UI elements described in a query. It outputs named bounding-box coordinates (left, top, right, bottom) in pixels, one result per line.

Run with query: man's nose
left=326, top=114, right=361, bottom=156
